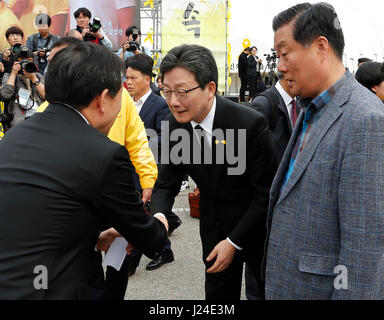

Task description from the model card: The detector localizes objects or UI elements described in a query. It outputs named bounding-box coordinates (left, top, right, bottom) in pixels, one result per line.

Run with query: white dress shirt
left=133, top=89, right=152, bottom=115
left=191, top=97, right=242, bottom=251
left=275, top=80, right=296, bottom=126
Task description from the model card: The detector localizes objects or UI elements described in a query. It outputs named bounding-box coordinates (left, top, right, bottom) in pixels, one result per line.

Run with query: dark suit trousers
left=247, top=75, right=257, bottom=99
left=205, top=252, right=244, bottom=300
left=239, top=76, right=248, bottom=102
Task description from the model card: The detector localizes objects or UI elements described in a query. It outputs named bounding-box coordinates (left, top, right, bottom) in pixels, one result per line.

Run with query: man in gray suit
left=265, top=2, right=384, bottom=299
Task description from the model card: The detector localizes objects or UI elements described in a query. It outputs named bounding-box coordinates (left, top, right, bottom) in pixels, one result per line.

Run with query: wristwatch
left=32, top=80, right=40, bottom=86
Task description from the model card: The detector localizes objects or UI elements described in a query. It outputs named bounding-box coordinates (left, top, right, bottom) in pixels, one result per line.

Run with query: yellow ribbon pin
left=215, top=140, right=226, bottom=145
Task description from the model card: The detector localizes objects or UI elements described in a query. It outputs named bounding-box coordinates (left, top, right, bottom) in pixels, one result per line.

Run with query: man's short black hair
left=160, top=44, right=218, bottom=93
left=45, top=42, right=125, bottom=110
left=125, top=54, right=154, bottom=77
left=125, top=26, right=141, bottom=37
left=355, top=62, right=384, bottom=94
left=5, top=26, right=24, bottom=40
left=35, top=13, right=51, bottom=27
left=273, top=2, right=345, bottom=59
left=51, top=36, right=82, bottom=50
left=74, top=7, right=92, bottom=19
left=358, top=57, right=372, bottom=65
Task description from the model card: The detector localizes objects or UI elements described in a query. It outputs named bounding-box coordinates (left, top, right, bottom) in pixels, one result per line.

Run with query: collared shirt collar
left=134, top=88, right=152, bottom=105
left=60, top=102, right=90, bottom=124
left=298, top=69, right=349, bottom=112
left=191, top=96, right=217, bottom=135
left=275, top=80, right=294, bottom=107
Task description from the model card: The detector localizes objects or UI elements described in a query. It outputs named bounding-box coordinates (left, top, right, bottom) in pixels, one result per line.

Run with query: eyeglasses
left=160, top=85, right=201, bottom=100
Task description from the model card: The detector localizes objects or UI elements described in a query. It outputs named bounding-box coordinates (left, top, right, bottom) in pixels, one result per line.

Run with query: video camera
left=264, top=49, right=277, bottom=63
left=84, top=17, right=102, bottom=41
left=127, top=28, right=141, bottom=52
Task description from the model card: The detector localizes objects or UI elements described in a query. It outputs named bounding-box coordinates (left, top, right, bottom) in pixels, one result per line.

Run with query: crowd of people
left=1, top=2, right=384, bottom=300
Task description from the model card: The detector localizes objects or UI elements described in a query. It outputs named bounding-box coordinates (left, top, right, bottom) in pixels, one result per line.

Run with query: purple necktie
left=291, top=99, right=298, bottom=127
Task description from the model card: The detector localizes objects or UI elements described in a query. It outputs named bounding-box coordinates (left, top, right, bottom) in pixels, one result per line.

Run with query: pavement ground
left=124, top=178, right=247, bottom=300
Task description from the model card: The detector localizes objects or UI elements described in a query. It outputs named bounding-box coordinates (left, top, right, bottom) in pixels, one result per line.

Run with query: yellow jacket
left=36, top=88, right=157, bottom=189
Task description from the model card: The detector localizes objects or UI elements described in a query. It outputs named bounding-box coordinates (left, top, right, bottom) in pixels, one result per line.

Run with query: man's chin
left=172, top=112, right=191, bottom=124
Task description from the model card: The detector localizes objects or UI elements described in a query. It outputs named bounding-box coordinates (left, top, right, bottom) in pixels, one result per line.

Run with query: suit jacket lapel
left=211, top=96, right=226, bottom=196
left=272, top=86, right=293, bottom=133
left=275, top=90, right=349, bottom=206
left=139, top=92, right=154, bottom=120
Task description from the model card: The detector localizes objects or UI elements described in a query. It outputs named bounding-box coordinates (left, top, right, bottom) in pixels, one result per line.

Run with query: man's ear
left=316, top=36, right=330, bottom=61
left=95, top=89, right=110, bottom=114
left=207, top=81, right=216, bottom=98
left=372, top=85, right=378, bottom=94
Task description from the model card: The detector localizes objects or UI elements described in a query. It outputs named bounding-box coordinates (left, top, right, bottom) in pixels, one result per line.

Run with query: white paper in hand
left=102, top=237, right=128, bottom=271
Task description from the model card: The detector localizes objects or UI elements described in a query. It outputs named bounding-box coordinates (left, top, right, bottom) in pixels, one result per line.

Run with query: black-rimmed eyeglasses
left=160, top=85, right=201, bottom=100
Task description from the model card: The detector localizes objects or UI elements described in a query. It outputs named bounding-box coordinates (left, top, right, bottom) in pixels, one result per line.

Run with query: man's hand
left=96, top=228, right=121, bottom=251
left=0, top=62, right=4, bottom=73
left=90, top=30, right=104, bottom=40
left=11, top=62, right=21, bottom=74
left=142, top=188, right=153, bottom=204
left=23, top=70, right=37, bottom=82
left=82, top=27, right=90, bottom=38
left=154, top=213, right=169, bottom=233
left=3, top=49, right=11, bottom=61
left=206, top=239, right=237, bottom=273
left=38, top=49, right=46, bottom=57
left=122, top=41, right=130, bottom=52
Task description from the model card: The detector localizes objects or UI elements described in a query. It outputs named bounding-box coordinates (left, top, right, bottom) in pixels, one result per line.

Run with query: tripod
left=262, top=58, right=278, bottom=88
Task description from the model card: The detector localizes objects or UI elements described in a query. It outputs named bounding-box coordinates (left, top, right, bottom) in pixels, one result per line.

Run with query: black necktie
left=194, top=125, right=212, bottom=167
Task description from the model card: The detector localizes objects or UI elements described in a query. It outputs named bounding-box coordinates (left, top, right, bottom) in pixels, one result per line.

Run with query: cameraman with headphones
left=118, top=25, right=150, bottom=61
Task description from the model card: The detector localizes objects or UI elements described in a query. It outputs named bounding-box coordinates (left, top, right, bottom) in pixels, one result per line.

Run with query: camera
left=20, top=60, right=38, bottom=73
left=84, top=17, right=102, bottom=41
left=127, top=28, right=141, bottom=52
left=264, top=49, right=277, bottom=63
left=90, top=17, right=102, bottom=33
left=38, top=47, right=50, bottom=64
left=11, top=43, right=22, bottom=55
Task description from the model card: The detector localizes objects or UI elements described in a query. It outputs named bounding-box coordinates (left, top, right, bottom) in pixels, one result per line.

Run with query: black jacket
left=250, top=85, right=294, bottom=163
left=0, top=103, right=167, bottom=299
left=238, top=51, right=249, bottom=79
left=151, top=95, right=277, bottom=273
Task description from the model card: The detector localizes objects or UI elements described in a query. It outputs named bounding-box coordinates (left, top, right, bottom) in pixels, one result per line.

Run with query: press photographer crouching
left=0, top=46, right=45, bottom=128
left=118, top=26, right=150, bottom=62
left=74, top=7, right=112, bottom=49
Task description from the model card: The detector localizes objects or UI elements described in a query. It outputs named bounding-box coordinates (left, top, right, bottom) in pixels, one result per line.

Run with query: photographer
left=118, top=26, right=150, bottom=61
left=0, top=46, right=45, bottom=127
left=26, top=13, right=59, bottom=74
left=74, top=7, right=112, bottom=49
left=0, top=26, right=24, bottom=74
left=247, top=46, right=263, bottom=99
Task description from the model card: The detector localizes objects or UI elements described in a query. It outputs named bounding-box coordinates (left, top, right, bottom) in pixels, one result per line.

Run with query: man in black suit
left=151, top=44, right=277, bottom=300
left=246, top=74, right=298, bottom=299
left=250, top=74, right=299, bottom=162
left=0, top=42, right=168, bottom=299
left=238, top=47, right=250, bottom=102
